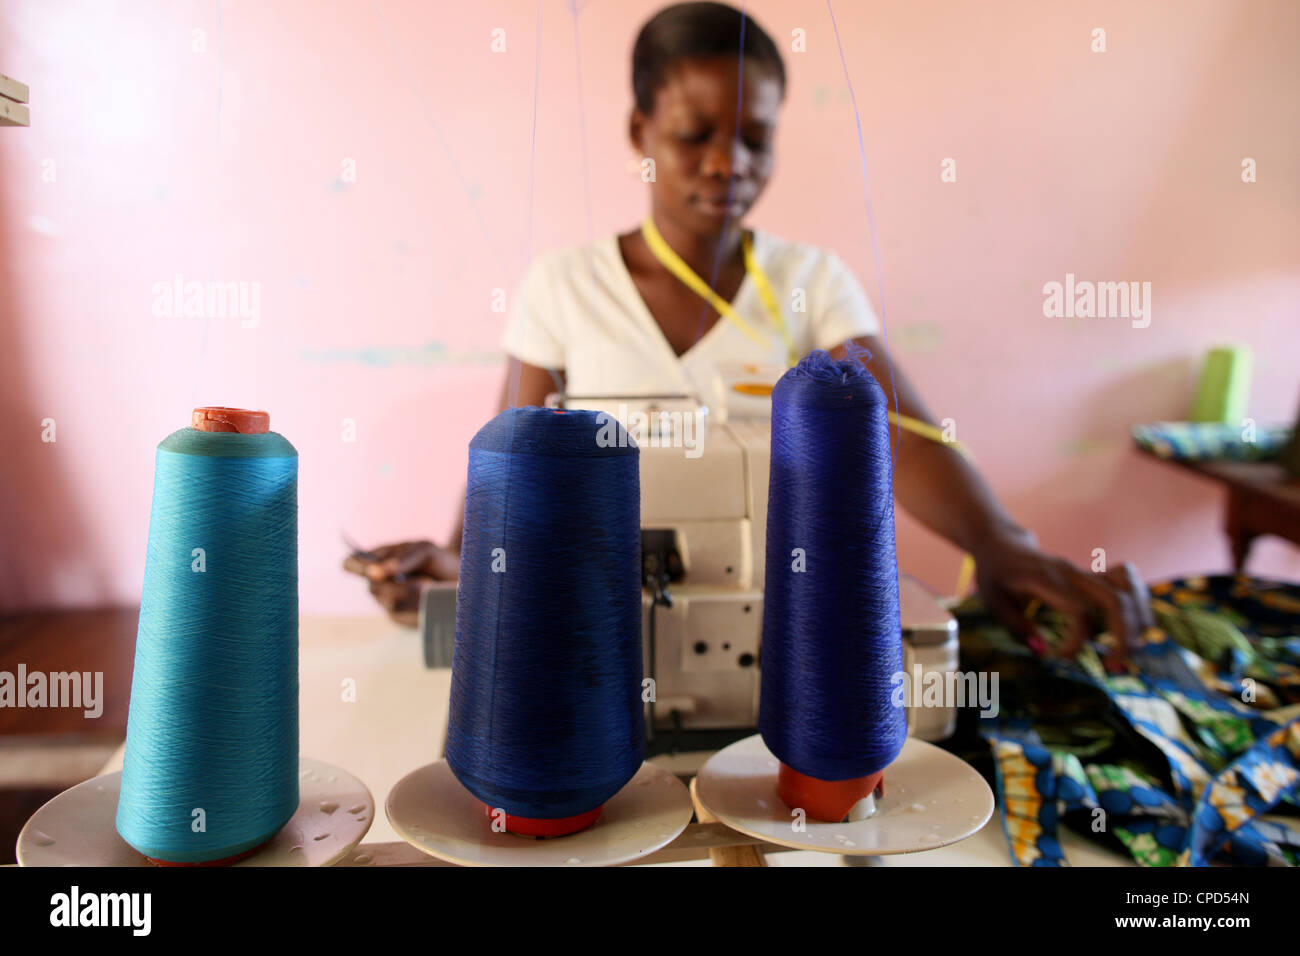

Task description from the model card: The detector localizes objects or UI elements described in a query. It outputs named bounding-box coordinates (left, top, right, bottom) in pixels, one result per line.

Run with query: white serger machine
left=549, top=364, right=961, bottom=756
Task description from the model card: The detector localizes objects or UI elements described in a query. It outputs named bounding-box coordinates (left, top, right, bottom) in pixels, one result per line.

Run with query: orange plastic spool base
left=145, top=838, right=273, bottom=868
left=191, top=406, right=270, bottom=434
left=145, top=406, right=275, bottom=866
left=484, top=803, right=603, bottom=838
left=777, top=762, right=884, bottom=824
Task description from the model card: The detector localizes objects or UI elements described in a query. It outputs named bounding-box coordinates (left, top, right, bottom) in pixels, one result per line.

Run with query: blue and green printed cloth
left=1130, top=421, right=1292, bottom=462
left=949, top=575, right=1300, bottom=867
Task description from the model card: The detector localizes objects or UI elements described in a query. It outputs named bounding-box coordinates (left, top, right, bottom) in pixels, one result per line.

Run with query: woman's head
left=630, top=2, right=786, bottom=239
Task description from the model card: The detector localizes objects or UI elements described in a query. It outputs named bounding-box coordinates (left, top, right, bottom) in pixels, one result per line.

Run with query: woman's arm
left=833, top=335, right=1154, bottom=662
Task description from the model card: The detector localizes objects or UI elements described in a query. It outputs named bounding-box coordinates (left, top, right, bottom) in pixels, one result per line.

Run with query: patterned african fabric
left=1130, top=422, right=1292, bottom=462
left=949, top=575, right=1300, bottom=867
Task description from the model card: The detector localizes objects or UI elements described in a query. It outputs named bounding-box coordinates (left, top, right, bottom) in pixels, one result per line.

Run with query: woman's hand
left=343, top=540, right=461, bottom=628
left=972, top=528, right=1155, bottom=667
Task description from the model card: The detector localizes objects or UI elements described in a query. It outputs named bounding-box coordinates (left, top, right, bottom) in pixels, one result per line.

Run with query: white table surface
left=99, top=616, right=1131, bottom=867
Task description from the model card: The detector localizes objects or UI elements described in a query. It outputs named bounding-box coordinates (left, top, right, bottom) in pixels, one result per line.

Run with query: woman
left=351, top=2, right=1153, bottom=662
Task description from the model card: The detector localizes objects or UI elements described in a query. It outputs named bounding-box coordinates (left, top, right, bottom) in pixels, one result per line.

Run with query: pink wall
left=1, top=0, right=1297, bottom=614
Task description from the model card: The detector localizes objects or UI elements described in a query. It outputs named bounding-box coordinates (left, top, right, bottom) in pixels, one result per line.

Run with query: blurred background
left=1, top=0, right=1297, bottom=615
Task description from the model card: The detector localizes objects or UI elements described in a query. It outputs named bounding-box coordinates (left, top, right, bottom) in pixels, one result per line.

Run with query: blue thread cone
left=759, top=351, right=907, bottom=781
left=446, top=407, right=644, bottom=820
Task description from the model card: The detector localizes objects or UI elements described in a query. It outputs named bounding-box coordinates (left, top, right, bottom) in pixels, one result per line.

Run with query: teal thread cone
left=116, top=424, right=299, bottom=863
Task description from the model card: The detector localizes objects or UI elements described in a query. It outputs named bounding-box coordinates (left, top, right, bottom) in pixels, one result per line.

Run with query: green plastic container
left=1190, top=346, right=1252, bottom=424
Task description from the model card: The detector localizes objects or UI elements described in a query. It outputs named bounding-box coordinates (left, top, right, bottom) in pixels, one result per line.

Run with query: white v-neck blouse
left=500, top=229, right=880, bottom=407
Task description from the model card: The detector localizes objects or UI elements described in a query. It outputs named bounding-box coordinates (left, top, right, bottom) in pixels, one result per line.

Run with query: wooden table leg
left=1225, top=489, right=1257, bottom=572
left=690, top=777, right=766, bottom=867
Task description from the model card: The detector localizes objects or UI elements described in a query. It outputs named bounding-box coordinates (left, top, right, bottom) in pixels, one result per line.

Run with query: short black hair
left=631, top=2, right=786, bottom=114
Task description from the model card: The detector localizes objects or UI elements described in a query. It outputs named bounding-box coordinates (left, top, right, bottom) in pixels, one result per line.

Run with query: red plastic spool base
left=145, top=838, right=272, bottom=867
left=777, top=762, right=884, bottom=824
left=484, top=803, right=603, bottom=838
left=191, top=406, right=270, bottom=434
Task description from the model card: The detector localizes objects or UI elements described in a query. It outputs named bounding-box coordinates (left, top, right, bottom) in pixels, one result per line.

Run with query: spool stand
left=17, top=758, right=375, bottom=867
left=691, top=734, right=993, bottom=859
left=18, top=405, right=992, bottom=867
left=385, top=760, right=695, bottom=867
left=376, top=735, right=991, bottom=867
left=16, top=408, right=375, bottom=868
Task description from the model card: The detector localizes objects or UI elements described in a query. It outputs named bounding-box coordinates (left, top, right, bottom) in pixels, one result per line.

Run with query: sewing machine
left=556, top=367, right=961, bottom=754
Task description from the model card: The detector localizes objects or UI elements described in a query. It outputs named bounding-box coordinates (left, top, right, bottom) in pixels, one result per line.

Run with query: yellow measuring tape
left=641, top=217, right=978, bottom=599
left=641, top=215, right=800, bottom=366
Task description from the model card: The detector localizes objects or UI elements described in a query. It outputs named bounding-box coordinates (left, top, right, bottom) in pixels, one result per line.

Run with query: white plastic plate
left=387, top=760, right=694, bottom=867
left=17, top=757, right=374, bottom=867
left=694, top=734, right=994, bottom=856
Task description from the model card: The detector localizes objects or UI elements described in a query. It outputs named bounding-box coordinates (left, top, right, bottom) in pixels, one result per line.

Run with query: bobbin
left=445, top=405, right=645, bottom=839
left=191, top=406, right=270, bottom=434
left=777, top=764, right=883, bottom=823
left=758, top=353, right=908, bottom=823
left=695, top=734, right=994, bottom=856
left=115, top=406, right=299, bottom=865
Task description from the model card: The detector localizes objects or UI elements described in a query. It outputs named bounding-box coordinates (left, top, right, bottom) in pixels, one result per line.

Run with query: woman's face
left=632, top=56, right=783, bottom=238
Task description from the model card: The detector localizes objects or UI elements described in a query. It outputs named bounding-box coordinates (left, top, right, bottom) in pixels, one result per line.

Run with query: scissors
left=342, top=531, right=409, bottom=583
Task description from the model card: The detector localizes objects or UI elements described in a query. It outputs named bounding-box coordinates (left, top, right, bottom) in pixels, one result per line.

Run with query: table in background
left=0, top=608, right=138, bottom=864
left=1136, top=451, right=1300, bottom=570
